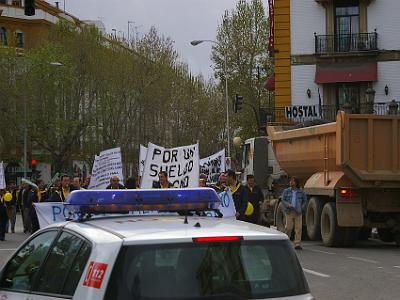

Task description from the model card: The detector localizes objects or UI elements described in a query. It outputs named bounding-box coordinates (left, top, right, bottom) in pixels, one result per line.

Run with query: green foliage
left=212, top=0, right=272, bottom=140
left=0, top=23, right=225, bottom=175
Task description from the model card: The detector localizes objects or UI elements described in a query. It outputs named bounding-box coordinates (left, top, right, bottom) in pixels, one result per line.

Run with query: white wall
left=0, top=6, right=60, bottom=24
left=368, top=0, right=400, bottom=51
left=373, top=61, right=400, bottom=103
left=291, top=64, right=321, bottom=106
left=290, top=0, right=325, bottom=55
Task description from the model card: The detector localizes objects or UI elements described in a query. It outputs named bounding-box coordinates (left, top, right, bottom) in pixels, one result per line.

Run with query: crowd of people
left=0, top=170, right=306, bottom=248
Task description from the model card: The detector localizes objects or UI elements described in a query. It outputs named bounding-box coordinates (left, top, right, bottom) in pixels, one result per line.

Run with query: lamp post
left=190, top=39, right=231, bottom=158
left=128, top=21, right=134, bottom=46
left=21, top=61, right=63, bottom=178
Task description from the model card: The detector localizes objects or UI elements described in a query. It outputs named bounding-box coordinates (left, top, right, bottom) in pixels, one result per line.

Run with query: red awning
left=264, top=73, right=275, bottom=91
left=315, top=62, right=377, bottom=84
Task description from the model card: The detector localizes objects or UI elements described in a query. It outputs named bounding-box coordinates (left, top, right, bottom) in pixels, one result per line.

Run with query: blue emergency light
left=64, top=188, right=221, bottom=214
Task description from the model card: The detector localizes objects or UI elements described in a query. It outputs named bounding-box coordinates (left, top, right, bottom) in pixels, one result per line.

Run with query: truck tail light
left=192, top=236, right=243, bottom=243
left=339, top=188, right=359, bottom=198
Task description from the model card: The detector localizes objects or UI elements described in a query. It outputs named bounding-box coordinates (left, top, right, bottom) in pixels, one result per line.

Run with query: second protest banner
left=141, top=142, right=199, bottom=188
left=199, top=149, right=225, bottom=184
left=88, top=147, right=124, bottom=189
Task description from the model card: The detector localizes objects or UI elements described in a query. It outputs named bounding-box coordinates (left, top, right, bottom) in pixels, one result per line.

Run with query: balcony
left=259, top=101, right=399, bottom=127
left=315, top=32, right=378, bottom=55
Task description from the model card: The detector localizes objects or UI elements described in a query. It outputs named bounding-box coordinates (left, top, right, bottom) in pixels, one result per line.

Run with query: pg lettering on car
left=83, top=261, right=108, bottom=289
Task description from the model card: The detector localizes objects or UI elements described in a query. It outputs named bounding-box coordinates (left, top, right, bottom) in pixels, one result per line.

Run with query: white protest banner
left=34, top=202, right=178, bottom=228
left=204, top=190, right=236, bottom=218
left=200, top=149, right=225, bottom=184
left=35, top=202, right=73, bottom=228
left=0, top=162, right=6, bottom=189
left=141, top=142, right=199, bottom=189
left=139, top=145, right=148, bottom=177
left=88, top=147, right=124, bottom=189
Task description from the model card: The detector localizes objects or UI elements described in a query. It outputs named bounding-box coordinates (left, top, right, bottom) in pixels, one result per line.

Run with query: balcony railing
left=260, top=102, right=400, bottom=127
left=315, top=32, right=378, bottom=54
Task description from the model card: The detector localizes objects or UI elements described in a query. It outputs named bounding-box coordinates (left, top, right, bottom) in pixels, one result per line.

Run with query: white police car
left=0, top=188, right=313, bottom=300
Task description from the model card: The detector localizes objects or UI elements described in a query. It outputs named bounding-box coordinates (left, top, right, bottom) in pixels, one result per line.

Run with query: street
left=0, top=216, right=398, bottom=300
left=297, top=240, right=400, bottom=300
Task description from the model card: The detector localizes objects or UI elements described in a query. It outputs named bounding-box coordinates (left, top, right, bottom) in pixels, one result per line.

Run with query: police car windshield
left=105, top=240, right=309, bottom=299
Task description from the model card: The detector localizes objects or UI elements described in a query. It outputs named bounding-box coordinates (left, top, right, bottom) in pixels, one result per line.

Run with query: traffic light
left=31, top=159, right=37, bottom=171
left=234, top=94, right=243, bottom=113
left=30, top=159, right=41, bottom=180
left=25, top=0, right=35, bottom=16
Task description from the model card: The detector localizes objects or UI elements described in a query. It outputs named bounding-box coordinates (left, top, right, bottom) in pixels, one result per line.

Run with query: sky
left=46, top=0, right=268, bottom=79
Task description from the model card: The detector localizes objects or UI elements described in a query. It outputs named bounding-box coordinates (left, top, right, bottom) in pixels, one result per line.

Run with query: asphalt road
left=0, top=217, right=399, bottom=300
left=296, top=239, right=400, bottom=300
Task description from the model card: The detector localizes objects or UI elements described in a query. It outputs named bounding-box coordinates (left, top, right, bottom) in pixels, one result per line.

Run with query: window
left=0, top=27, right=6, bottom=46
left=105, top=240, right=309, bottom=299
left=34, top=231, right=92, bottom=297
left=336, top=83, right=360, bottom=113
left=0, top=231, right=58, bottom=292
left=15, top=30, right=24, bottom=48
left=243, top=143, right=251, bottom=169
left=11, top=0, right=22, bottom=6
left=335, top=1, right=360, bottom=52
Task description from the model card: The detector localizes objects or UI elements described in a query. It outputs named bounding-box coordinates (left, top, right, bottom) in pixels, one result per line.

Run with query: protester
left=0, top=191, right=8, bottom=241
left=244, top=175, right=264, bottom=224
left=73, top=176, right=85, bottom=190
left=29, top=180, right=48, bottom=233
left=213, top=172, right=227, bottom=193
left=226, top=169, right=248, bottom=221
left=152, top=171, right=174, bottom=188
left=48, top=175, right=77, bottom=202
left=281, top=176, right=308, bottom=250
left=5, top=181, right=17, bottom=233
left=83, top=176, right=91, bottom=189
left=199, top=173, right=207, bottom=187
left=106, top=176, right=125, bottom=189
left=19, top=182, right=33, bottom=234
left=125, top=177, right=136, bottom=189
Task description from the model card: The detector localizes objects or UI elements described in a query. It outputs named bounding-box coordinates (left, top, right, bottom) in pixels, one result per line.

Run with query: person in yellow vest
left=29, top=179, right=48, bottom=233
left=73, top=177, right=85, bottom=190
left=152, top=171, right=174, bottom=189
left=226, top=169, right=248, bottom=221
left=244, top=175, right=264, bottom=224
left=48, top=175, right=77, bottom=202
left=0, top=190, right=9, bottom=240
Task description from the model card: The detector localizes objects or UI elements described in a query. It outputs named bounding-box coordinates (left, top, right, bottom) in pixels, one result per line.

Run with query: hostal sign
left=285, top=105, right=319, bottom=119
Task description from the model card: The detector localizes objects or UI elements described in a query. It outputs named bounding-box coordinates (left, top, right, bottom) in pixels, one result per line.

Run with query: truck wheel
left=275, top=202, right=286, bottom=233
left=321, top=202, right=344, bottom=247
left=306, top=197, right=322, bottom=240
left=378, top=228, right=394, bottom=242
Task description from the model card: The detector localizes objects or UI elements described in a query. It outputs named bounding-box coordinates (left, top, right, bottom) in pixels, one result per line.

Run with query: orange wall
left=0, top=17, right=52, bottom=49
left=274, top=0, right=291, bottom=107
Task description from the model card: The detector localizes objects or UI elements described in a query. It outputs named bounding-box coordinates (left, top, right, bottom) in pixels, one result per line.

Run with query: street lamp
left=190, top=39, right=231, bottom=158
left=22, top=61, right=63, bottom=178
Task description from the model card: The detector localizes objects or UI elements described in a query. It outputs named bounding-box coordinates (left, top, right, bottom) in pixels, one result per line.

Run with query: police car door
left=0, top=229, right=92, bottom=299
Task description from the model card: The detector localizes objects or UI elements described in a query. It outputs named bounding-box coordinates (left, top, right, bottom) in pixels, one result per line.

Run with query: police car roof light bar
left=64, top=188, right=221, bottom=214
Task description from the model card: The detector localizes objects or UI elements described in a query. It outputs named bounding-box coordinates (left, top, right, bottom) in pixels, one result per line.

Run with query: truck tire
left=275, top=202, right=286, bottom=233
left=378, top=228, right=394, bottom=242
left=306, top=197, right=322, bottom=240
left=321, top=202, right=344, bottom=247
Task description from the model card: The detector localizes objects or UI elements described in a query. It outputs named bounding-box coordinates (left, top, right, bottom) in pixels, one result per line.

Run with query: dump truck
left=264, top=111, right=400, bottom=247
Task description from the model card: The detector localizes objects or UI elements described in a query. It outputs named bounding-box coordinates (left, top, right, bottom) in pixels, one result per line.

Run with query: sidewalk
left=0, top=213, right=30, bottom=266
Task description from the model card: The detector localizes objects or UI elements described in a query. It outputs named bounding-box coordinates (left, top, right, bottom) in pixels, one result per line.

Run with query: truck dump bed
left=267, top=111, right=400, bottom=188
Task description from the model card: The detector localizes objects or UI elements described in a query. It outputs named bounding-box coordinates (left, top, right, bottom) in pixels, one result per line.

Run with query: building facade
left=269, top=0, right=400, bottom=121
